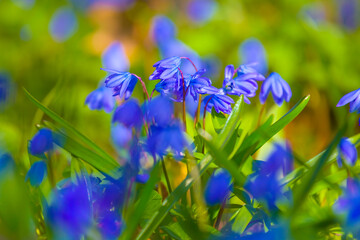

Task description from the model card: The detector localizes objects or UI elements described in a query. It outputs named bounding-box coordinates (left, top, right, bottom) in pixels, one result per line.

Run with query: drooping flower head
left=204, top=168, right=232, bottom=206
left=145, top=96, right=174, bottom=127
left=260, top=72, right=292, bottom=105
left=29, top=128, right=53, bottom=156
left=187, top=69, right=212, bottom=101
left=202, top=90, right=235, bottom=115
left=85, top=86, right=115, bottom=113
left=101, top=69, right=138, bottom=100
left=112, top=99, right=143, bottom=129
left=149, top=56, right=182, bottom=81
left=102, top=41, right=130, bottom=72
left=337, top=88, right=360, bottom=113
left=25, top=161, right=47, bottom=187
left=337, top=137, right=358, bottom=167
left=150, top=15, right=177, bottom=47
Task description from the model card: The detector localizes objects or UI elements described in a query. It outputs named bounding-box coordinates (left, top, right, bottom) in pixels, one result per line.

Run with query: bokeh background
left=0, top=0, right=360, bottom=175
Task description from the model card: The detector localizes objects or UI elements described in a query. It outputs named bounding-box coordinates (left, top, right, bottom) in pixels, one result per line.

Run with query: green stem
left=161, top=158, right=172, bottom=194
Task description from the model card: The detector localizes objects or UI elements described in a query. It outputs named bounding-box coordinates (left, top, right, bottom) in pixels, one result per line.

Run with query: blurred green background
left=0, top=0, right=359, bottom=167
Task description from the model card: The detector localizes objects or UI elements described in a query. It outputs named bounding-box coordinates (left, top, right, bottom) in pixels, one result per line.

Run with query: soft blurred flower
left=334, top=178, right=360, bottom=238
left=111, top=124, right=132, bottom=149
left=29, top=128, right=53, bottom=156
left=259, top=143, right=294, bottom=176
left=146, top=121, right=188, bottom=159
left=204, top=168, right=232, bottom=206
left=203, top=92, right=235, bottom=114
left=338, top=0, right=359, bottom=31
left=85, top=86, right=115, bottom=113
left=300, top=3, right=326, bottom=26
left=187, top=0, right=217, bottom=24
left=101, top=69, right=138, bottom=100
left=112, top=99, right=143, bottom=129
left=102, top=41, right=129, bottom=72
left=49, top=7, right=78, bottom=42
left=25, top=161, right=47, bottom=187
left=239, top=38, right=268, bottom=75
left=150, top=15, right=177, bottom=47
left=145, top=96, right=174, bottom=127
left=337, top=138, right=358, bottom=167
left=0, top=72, right=13, bottom=109
left=0, top=153, right=14, bottom=174
left=337, top=88, right=360, bottom=113
left=46, top=179, right=92, bottom=239
left=260, top=72, right=292, bottom=105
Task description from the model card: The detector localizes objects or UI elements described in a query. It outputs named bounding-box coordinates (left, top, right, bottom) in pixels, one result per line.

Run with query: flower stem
left=214, top=200, right=226, bottom=229
left=161, top=158, right=172, bottom=194
left=194, top=94, right=202, bottom=127
left=257, top=102, right=266, bottom=128
left=132, top=74, right=150, bottom=101
left=180, top=57, right=198, bottom=72
left=203, top=96, right=213, bottom=131
left=178, top=68, right=187, bottom=132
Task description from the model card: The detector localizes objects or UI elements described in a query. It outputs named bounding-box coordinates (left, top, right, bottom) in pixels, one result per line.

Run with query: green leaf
left=140, top=191, right=162, bottom=227
left=231, top=206, right=253, bottom=234
left=162, top=222, right=191, bottom=240
left=136, top=96, right=245, bottom=240
left=24, top=88, right=117, bottom=166
left=211, top=108, right=227, bottom=134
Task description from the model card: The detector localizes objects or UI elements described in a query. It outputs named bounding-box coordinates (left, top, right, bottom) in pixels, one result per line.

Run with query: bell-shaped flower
left=101, top=69, right=138, bottom=100
left=337, top=88, right=360, bottom=113
left=85, top=86, right=115, bottom=113
left=112, top=99, right=143, bottom=130
left=187, top=69, right=212, bottom=101
left=202, top=88, right=235, bottom=114
left=145, top=96, right=174, bottom=127
left=204, top=168, right=232, bottom=206
left=337, top=137, right=358, bottom=167
left=25, top=161, right=47, bottom=187
left=29, top=128, right=53, bottom=156
left=149, top=56, right=182, bottom=81
left=260, top=72, right=292, bottom=105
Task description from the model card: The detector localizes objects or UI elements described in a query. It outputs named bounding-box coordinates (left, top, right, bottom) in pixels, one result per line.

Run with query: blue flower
left=187, top=0, right=217, bottom=24
left=29, top=128, right=53, bottom=156
left=49, top=7, right=78, bottom=42
left=145, top=96, right=174, bottom=127
left=85, top=86, right=115, bottom=113
left=337, top=137, right=358, bottom=167
left=25, top=161, right=47, bottom=187
left=0, top=153, right=14, bottom=174
left=112, top=99, right=143, bottom=129
left=101, top=68, right=138, bottom=100
left=239, top=38, right=268, bottom=75
left=334, top=178, right=360, bottom=238
left=154, top=75, right=184, bottom=102
left=204, top=168, right=232, bottom=206
left=111, top=124, right=132, bottom=149
left=150, top=16, right=177, bottom=46
left=97, top=211, right=123, bottom=239
left=259, top=143, right=293, bottom=176
left=337, top=88, right=360, bottom=113
left=338, top=0, right=358, bottom=31
left=202, top=92, right=235, bottom=114
left=149, top=56, right=182, bottom=81
left=147, top=121, right=188, bottom=159
left=102, top=41, right=129, bottom=72
left=260, top=72, right=292, bottom=105
left=187, top=69, right=212, bottom=101
left=46, top=179, right=92, bottom=239
left=0, top=72, right=12, bottom=109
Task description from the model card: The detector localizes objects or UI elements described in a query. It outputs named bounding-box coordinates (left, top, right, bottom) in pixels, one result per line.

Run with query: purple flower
left=150, top=16, right=177, bottom=46
left=25, top=161, right=47, bottom=187
left=239, top=38, right=268, bottom=75
left=337, top=88, right=360, bottom=113
left=338, top=0, right=359, bottom=31
left=112, top=99, right=143, bottom=129
left=187, top=0, right=217, bottom=24
left=46, top=179, right=92, bottom=239
left=202, top=92, right=234, bottom=114
left=101, top=69, right=138, bottom=100
left=146, top=121, right=188, bottom=159
left=0, top=72, right=12, bottom=109
left=187, top=69, right=212, bottom=101
left=85, top=86, right=115, bottom=113
left=259, top=143, right=294, bottom=176
left=145, top=96, right=174, bottom=127
left=102, top=41, right=129, bottom=72
left=111, top=124, right=132, bottom=149
left=149, top=56, right=182, bottom=81
left=260, top=72, right=292, bottom=105
left=337, top=138, right=358, bottom=167
left=204, top=168, right=232, bottom=206
left=29, top=128, right=53, bottom=156
left=154, top=75, right=183, bottom=102
left=49, top=7, right=78, bottom=42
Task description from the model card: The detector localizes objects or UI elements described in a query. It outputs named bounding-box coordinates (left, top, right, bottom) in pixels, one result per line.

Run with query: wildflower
left=334, top=178, right=360, bottom=238
left=338, top=0, right=358, bottom=31
left=101, top=69, right=138, bottom=100
left=336, top=88, right=360, bottom=113
left=112, top=100, right=143, bottom=129
left=29, top=128, right=53, bottom=156
left=46, top=179, right=92, bottom=239
left=149, top=56, right=182, bottom=81
left=187, top=69, right=212, bottom=101
left=85, top=86, right=115, bottom=113
left=187, top=0, right=217, bottom=24
left=0, top=153, right=14, bottom=173
left=111, top=124, right=132, bottom=149
left=102, top=41, right=130, bottom=71
left=259, top=143, right=294, bottom=176
left=49, top=7, right=78, bottom=42
left=203, top=91, right=235, bottom=114
left=0, top=72, right=12, bottom=108
left=260, top=72, right=292, bottom=105
left=25, top=161, right=47, bottom=187
left=150, top=16, right=177, bottom=47
left=146, top=121, right=188, bottom=159
left=337, top=137, right=358, bottom=167
left=145, top=96, right=174, bottom=127
left=204, top=168, right=232, bottom=206
left=154, top=75, right=184, bottom=102
left=239, top=38, right=268, bottom=74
